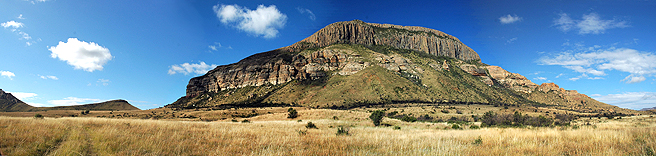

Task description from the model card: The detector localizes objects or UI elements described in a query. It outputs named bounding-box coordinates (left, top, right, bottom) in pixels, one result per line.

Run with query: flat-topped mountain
left=168, top=20, right=638, bottom=115
left=0, top=89, right=140, bottom=112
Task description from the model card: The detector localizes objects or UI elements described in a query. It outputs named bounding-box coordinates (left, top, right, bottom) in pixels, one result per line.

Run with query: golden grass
left=0, top=109, right=654, bottom=156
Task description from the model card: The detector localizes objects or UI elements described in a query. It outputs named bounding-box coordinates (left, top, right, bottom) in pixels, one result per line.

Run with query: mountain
left=167, top=20, right=636, bottom=114
left=640, top=107, right=655, bottom=111
left=0, top=89, right=35, bottom=112
left=0, top=89, right=140, bottom=112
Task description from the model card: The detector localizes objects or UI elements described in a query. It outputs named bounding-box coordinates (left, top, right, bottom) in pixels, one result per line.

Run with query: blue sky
left=1, top=0, right=654, bottom=110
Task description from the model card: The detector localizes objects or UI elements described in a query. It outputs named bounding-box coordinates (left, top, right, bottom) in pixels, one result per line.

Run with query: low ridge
left=0, top=89, right=140, bottom=112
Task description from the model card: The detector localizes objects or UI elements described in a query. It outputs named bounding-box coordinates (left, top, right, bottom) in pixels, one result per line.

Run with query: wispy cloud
left=168, top=61, right=218, bottom=75
left=1, top=21, right=24, bottom=29
left=591, top=92, right=656, bottom=110
left=296, top=7, right=316, bottom=21
left=97, top=79, right=110, bottom=86
left=506, top=37, right=517, bottom=44
left=39, top=75, right=58, bottom=80
left=539, top=46, right=656, bottom=83
left=49, top=38, right=113, bottom=72
left=554, top=12, right=629, bottom=34
left=2, top=19, right=37, bottom=46
left=1, top=71, right=15, bottom=80
left=48, top=97, right=102, bottom=106
left=213, top=4, right=287, bottom=39
left=499, top=14, right=522, bottom=24
left=17, top=14, right=25, bottom=19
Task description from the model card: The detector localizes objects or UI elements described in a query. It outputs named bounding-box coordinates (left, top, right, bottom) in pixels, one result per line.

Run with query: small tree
left=287, top=108, right=298, bottom=119
left=369, top=110, right=385, bottom=126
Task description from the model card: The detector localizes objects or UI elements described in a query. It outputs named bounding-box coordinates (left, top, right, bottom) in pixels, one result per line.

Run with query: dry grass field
left=1, top=108, right=655, bottom=156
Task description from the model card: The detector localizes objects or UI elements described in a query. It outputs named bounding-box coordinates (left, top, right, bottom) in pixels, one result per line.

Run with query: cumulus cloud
left=499, top=14, right=522, bottom=24
left=1, top=71, right=15, bottom=80
left=297, top=7, right=316, bottom=21
left=591, top=92, right=656, bottom=110
left=6, top=91, right=37, bottom=101
left=49, top=38, right=113, bottom=72
left=554, top=12, right=628, bottom=34
left=168, top=61, right=218, bottom=75
left=48, top=97, right=102, bottom=106
left=539, top=46, right=656, bottom=83
left=39, top=75, right=58, bottom=80
left=1, top=21, right=24, bottom=29
left=213, top=4, right=287, bottom=38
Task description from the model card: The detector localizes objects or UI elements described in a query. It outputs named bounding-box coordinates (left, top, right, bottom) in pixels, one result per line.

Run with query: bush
left=369, top=110, right=385, bottom=126
left=287, top=108, right=298, bottom=119
left=401, top=115, right=417, bottom=122
left=451, top=124, right=461, bottom=130
left=297, top=130, right=307, bottom=135
left=469, top=125, right=480, bottom=129
left=306, top=122, right=318, bottom=129
left=441, top=109, right=450, bottom=113
left=231, top=119, right=239, bottom=122
left=336, top=126, right=349, bottom=135
left=473, top=136, right=483, bottom=145
left=34, top=114, right=44, bottom=119
left=333, top=116, right=339, bottom=120
left=393, top=126, right=401, bottom=130
left=241, top=119, right=250, bottom=123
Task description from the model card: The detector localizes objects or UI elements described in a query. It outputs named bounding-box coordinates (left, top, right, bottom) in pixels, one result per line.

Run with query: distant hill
left=0, top=89, right=140, bottom=112
left=640, top=107, right=655, bottom=111
left=166, top=20, right=638, bottom=115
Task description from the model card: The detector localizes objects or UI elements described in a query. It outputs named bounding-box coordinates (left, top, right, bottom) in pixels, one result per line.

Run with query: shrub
left=473, top=136, right=483, bottom=145
left=287, top=108, right=298, bottom=119
left=393, top=126, right=401, bottom=130
left=441, top=109, right=450, bottom=113
left=336, top=126, right=349, bottom=135
left=401, top=115, right=417, bottom=122
left=369, top=110, right=385, bottom=126
left=469, top=125, right=480, bottom=129
left=241, top=119, right=250, bottom=123
left=34, top=114, right=44, bottom=119
left=231, top=119, right=239, bottom=122
left=456, top=110, right=463, bottom=114
left=451, top=124, right=461, bottom=130
left=333, top=116, right=339, bottom=120
left=306, top=122, right=318, bottom=129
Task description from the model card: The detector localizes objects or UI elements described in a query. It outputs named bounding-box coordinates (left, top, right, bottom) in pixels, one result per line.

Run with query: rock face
left=186, top=48, right=369, bottom=97
left=187, top=20, right=480, bottom=97
left=283, top=20, right=480, bottom=62
left=0, top=89, right=34, bottom=112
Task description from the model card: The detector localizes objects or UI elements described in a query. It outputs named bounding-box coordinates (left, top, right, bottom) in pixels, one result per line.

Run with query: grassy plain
left=1, top=108, right=654, bottom=156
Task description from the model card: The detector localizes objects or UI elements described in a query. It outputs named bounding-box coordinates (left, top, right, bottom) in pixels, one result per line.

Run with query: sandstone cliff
left=187, top=20, right=481, bottom=97
left=282, top=20, right=480, bottom=62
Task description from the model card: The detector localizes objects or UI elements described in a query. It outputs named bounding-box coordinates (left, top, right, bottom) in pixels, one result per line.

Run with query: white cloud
left=591, top=92, right=656, bottom=110
left=539, top=46, right=656, bottom=83
left=554, top=13, right=575, bottom=32
left=555, top=73, right=565, bottom=78
left=48, top=97, right=102, bottom=106
left=506, top=37, right=517, bottom=44
left=297, top=7, right=316, bottom=21
left=213, top=4, right=287, bottom=38
left=534, top=77, right=548, bottom=81
left=18, top=31, right=31, bottom=40
left=23, top=0, right=49, bottom=4
left=6, top=92, right=37, bottom=101
left=207, top=42, right=224, bottom=52
left=98, top=79, right=110, bottom=86
left=209, top=45, right=218, bottom=51
left=49, top=38, right=113, bottom=72
left=17, top=14, right=25, bottom=19
left=499, top=14, right=522, bottom=24
left=1, top=21, right=24, bottom=29
left=168, top=61, right=218, bottom=75
left=1, top=71, right=15, bottom=80
left=554, top=12, right=628, bottom=34
left=39, top=75, right=58, bottom=80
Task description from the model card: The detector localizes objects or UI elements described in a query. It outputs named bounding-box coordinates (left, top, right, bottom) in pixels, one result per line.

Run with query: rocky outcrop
left=0, top=89, right=34, bottom=112
left=283, top=20, right=480, bottom=62
left=186, top=48, right=368, bottom=97
left=484, top=66, right=538, bottom=93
